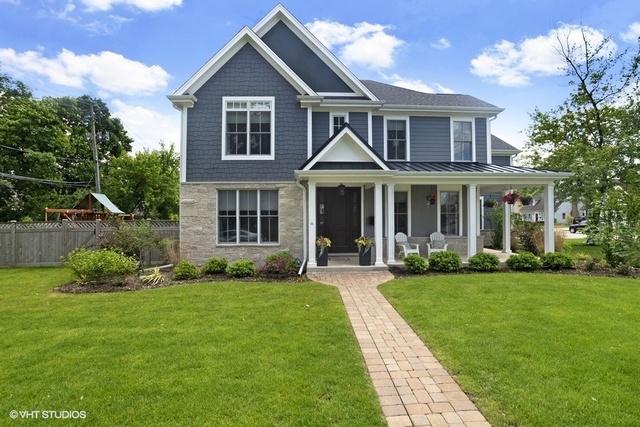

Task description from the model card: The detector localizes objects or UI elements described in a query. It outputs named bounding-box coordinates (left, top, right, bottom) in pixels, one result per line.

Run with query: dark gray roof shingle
left=361, top=80, right=501, bottom=109
left=491, top=135, right=520, bottom=152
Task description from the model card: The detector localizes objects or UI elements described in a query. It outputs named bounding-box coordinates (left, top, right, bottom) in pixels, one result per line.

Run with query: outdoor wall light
left=338, top=183, right=346, bottom=196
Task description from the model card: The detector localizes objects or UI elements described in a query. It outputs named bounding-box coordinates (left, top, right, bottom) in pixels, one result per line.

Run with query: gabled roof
left=299, top=124, right=390, bottom=172
left=361, top=80, right=504, bottom=113
left=491, top=135, right=521, bottom=154
left=171, top=25, right=315, bottom=98
left=253, top=5, right=378, bottom=100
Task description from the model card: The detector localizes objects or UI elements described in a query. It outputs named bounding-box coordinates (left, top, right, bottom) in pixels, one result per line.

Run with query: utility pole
left=90, top=104, right=101, bottom=193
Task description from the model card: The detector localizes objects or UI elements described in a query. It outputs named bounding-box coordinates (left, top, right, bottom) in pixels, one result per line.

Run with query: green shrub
left=172, top=260, right=199, bottom=280
left=226, top=259, right=257, bottom=278
left=202, top=257, right=228, bottom=275
left=540, top=252, right=575, bottom=270
left=63, top=248, right=138, bottom=283
left=506, top=252, right=542, bottom=270
left=260, top=252, right=298, bottom=277
left=99, top=221, right=161, bottom=261
left=428, top=250, right=462, bottom=272
left=403, top=254, right=428, bottom=274
left=468, top=252, right=500, bottom=272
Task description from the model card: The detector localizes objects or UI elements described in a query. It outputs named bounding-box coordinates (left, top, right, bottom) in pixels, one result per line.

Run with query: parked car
left=569, top=220, right=587, bottom=233
left=219, top=229, right=262, bottom=243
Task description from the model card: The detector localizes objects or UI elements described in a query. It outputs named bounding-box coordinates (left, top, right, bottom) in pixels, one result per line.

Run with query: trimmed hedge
left=404, top=254, right=428, bottom=274
left=428, top=250, right=462, bottom=272
left=468, top=252, right=500, bottom=272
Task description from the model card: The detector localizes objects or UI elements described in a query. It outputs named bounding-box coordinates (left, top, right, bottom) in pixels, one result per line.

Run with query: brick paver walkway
left=307, top=271, right=490, bottom=427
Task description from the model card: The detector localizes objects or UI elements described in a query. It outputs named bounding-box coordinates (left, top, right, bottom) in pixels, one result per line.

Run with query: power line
left=0, top=172, right=92, bottom=188
left=0, top=144, right=88, bottom=162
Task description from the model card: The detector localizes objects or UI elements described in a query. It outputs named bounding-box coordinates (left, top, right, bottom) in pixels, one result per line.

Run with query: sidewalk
left=308, top=271, right=490, bottom=427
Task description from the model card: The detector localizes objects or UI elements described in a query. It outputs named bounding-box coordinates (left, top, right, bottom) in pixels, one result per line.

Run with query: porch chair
left=427, top=232, right=448, bottom=256
left=395, top=232, right=420, bottom=257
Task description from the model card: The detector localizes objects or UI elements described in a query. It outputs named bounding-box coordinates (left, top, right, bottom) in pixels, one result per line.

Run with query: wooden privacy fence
left=0, top=220, right=179, bottom=267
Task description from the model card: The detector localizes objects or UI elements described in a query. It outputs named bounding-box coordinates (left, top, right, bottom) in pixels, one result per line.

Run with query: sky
left=0, top=0, right=639, bottom=155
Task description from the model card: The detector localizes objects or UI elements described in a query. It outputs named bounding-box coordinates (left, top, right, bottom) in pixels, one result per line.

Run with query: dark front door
left=317, top=187, right=361, bottom=253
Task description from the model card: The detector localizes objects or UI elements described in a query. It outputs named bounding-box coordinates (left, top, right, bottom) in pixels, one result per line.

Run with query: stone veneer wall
left=180, top=182, right=304, bottom=266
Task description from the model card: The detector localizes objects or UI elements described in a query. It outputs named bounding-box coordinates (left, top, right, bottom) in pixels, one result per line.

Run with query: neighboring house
left=168, top=5, right=571, bottom=268
left=518, top=197, right=586, bottom=224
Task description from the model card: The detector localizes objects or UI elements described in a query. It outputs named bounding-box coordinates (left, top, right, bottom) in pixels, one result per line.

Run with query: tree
left=102, top=143, right=179, bottom=219
left=525, top=29, right=640, bottom=265
left=0, top=74, right=135, bottom=220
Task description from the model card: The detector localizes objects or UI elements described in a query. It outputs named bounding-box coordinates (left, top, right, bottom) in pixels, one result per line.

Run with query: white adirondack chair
left=395, top=232, right=420, bottom=257
left=427, top=232, right=448, bottom=256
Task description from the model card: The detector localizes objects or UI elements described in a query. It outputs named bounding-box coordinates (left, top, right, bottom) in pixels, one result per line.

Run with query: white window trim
left=393, top=186, right=411, bottom=236
left=222, top=96, right=275, bottom=161
left=329, top=112, right=349, bottom=135
left=437, top=185, right=463, bottom=236
left=217, top=189, right=280, bottom=246
left=384, top=116, right=410, bottom=161
left=450, top=118, right=476, bottom=162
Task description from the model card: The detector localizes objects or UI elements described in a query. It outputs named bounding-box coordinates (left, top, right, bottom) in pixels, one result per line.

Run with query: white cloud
left=384, top=73, right=454, bottom=94
left=80, top=0, right=182, bottom=12
left=111, top=100, right=180, bottom=152
left=471, top=24, right=615, bottom=87
left=0, top=48, right=170, bottom=95
left=306, top=19, right=404, bottom=69
left=621, top=22, right=640, bottom=42
left=430, top=38, right=451, bottom=50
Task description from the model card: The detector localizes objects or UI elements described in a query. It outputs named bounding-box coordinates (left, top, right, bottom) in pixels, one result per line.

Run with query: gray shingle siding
left=475, top=118, right=487, bottom=163
left=261, top=21, right=352, bottom=93
left=348, top=112, right=368, bottom=142
left=312, top=112, right=329, bottom=152
left=410, top=117, right=451, bottom=162
left=372, top=116, right=384, bottom=155
left=492, top=155, right=512, bottom=166
left=186, top=44, right=307, bottom=182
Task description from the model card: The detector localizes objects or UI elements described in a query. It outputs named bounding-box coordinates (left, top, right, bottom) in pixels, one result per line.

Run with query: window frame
left=384, top=116, right=410, bottom=161
left=450, top=118, right=475, bottom=162
left=330, top=112, right=349, bottom=135
left=222, top=96, right=275, bottom=161
left=438, top=185, right=462, bottom=236
left=217, top=189, right=280, bottom=245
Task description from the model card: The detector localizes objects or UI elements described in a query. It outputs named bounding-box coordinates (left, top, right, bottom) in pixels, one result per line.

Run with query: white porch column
left=467, top=184, right=478, bottom=257
left=544, top=183, right=555, bottom=253
left=386, top=183, right=396, bottom=264
left=503, top=192, right=512, bottom=253
left=308, top=182, right=317, bottom=267
left=374, top=182, right=385, bottom=266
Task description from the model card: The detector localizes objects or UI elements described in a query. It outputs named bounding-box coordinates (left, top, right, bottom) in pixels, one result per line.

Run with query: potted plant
left=502, top=192, right=520, bottom=205
left=354, top=236, right=374, bottom=266
left=427, top=194, right=437, bottom=205
left=316, top=236, right=331, bottom=266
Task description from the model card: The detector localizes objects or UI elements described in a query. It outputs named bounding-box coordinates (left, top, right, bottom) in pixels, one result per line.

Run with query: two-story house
left=168, top=4, right=571, bottom=269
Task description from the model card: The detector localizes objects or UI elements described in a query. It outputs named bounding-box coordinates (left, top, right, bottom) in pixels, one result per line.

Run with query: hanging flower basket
left=427, top=194, right=437, bottom=205
left=502, top=193, right=520, bottom=205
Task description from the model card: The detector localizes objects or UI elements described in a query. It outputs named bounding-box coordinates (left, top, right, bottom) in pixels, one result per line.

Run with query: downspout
left=296, top=180, right=308, bottom=275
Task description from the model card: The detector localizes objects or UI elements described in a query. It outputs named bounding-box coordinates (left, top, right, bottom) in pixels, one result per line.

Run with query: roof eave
left=379, top=104, right=505, bottom=115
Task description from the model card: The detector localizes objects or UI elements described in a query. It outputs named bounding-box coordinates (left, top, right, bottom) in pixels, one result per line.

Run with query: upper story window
left=222, top=97, right=275, bottom=160
left=385, top=118, right=408, bottom=161
left=452, top=120, right=473, bottom=161
left=331, top=113, right=348, bottom=135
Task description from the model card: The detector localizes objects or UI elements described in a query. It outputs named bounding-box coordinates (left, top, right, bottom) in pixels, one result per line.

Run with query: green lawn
left=380, top=274, right=640, bottom=427
left=564, top=237, right=604, bottom=258
left=0, top=268, right=385, bottom=427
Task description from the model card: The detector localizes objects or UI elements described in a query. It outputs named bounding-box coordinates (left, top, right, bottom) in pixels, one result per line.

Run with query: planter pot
left=358, top=248, right=372, bottom=266
left=317, top=248, right=328, bottom=266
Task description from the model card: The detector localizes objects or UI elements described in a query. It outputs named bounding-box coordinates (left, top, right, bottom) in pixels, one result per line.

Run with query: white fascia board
left=172, top=27, right=316, bottom=97
left=392, top=171, right=573, bottom=186
left=302, top=127, right=389, bottom=172
left=379, top=105, right=505, bottom=116
left=295, top=170, right=397, bottom=183
left=252, top=4, right=379, bottom=101
left=167, top=94, right=197, bottom=110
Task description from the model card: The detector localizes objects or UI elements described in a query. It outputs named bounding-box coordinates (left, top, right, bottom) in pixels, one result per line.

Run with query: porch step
left=306, top=253, right=390, bottom=273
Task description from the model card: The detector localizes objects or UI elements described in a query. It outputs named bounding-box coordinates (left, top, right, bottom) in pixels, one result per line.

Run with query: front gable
left=300, top=124, right=390, bottom=172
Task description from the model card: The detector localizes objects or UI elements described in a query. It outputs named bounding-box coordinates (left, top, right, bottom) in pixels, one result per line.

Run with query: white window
left=330, top=113, right=348, bottom=135
left=385, top=118, right=409, bottom=161
left=218, top=189, right=279, bottom=244
left=222, top=97, right=275, bottom=160
left=440, top=190, right=460, bottom=236
left=452, top=119, right=474, bottom=161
